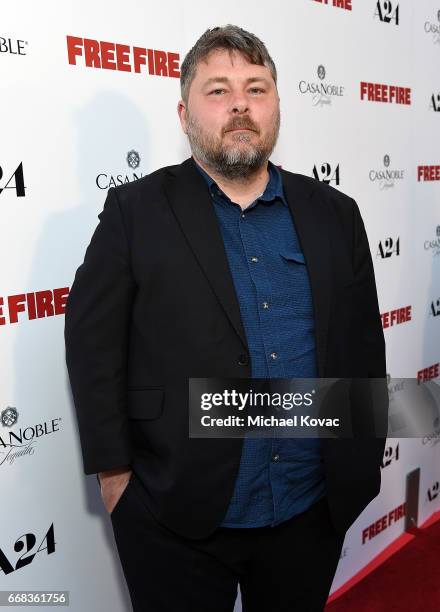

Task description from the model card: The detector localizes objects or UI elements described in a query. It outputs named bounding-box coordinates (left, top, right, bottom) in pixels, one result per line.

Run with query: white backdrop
left=1, top=1, right=439, bottom=609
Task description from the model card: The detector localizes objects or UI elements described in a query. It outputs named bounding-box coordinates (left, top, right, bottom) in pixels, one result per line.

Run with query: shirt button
left=241, top=212, right=245, bottom=218
left=270, top=352, right=278, bottom=360
left=262, top=301, right=269, bottom=309
left=251, top=257, right=258, bottom=263
left=238, top=353, right=249, bottom=366
left=272, top=453, right=280, bottom=462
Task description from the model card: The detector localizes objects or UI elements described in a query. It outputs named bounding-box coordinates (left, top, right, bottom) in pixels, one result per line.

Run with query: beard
left=185, top=108, right=280, bottom=180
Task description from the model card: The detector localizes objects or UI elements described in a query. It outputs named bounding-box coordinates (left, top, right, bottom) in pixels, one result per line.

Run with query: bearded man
left=65, top=24, right=387, bottom=612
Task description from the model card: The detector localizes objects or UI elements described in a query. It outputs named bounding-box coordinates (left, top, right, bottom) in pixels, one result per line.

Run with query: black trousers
left=108, top=473, right=345, bottom=612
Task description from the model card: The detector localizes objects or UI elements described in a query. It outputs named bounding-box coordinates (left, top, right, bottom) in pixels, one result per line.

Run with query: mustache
left=224, top=119, right=259, bottom=133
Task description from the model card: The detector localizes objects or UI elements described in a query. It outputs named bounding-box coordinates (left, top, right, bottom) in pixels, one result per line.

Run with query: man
left=65, top=25, right=388, bottom=612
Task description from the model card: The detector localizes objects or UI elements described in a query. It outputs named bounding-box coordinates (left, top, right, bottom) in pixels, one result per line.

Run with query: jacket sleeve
left=64, top=187, right=135, bottom=474
left=351, top=198, right=386, bottom=378
left=350, top=198, right=389, bottom=463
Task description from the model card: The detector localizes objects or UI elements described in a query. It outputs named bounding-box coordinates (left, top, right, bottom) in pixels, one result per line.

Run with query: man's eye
left=210, top=89, right=226, bottom=95
left=249, top=88, right=264, bottom=94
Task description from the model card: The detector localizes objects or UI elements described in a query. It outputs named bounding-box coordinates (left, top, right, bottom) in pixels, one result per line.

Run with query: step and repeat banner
left=2, top=1, right=439, bottom=609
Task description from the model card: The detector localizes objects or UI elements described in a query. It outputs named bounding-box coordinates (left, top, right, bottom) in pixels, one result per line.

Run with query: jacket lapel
left=163, top=156, right=332, bottom=377
left=163, top=157, right=249, bottom=350
left=281, top=170, right=332, bottom=377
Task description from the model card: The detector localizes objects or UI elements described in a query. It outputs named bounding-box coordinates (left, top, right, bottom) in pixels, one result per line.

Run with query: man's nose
left=229, top=93, right=249, bottom=113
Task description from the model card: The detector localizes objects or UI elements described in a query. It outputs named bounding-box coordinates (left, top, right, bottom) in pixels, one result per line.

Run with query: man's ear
left=177, top=100, right=188, bottom=134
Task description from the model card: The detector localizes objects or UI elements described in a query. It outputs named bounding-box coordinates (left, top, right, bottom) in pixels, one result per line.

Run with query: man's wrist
left=98, top=465, right=132, bottom=484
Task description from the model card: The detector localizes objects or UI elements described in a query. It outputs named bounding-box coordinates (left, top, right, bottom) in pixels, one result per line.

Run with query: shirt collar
left=192, top=156, right=288, bottom=207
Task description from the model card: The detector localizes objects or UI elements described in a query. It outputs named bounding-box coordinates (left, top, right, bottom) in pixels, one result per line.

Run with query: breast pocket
left=127, top=388, right=164, bottom=420
left=279, top=249, right=306, bottom=265
left=278, top=249, right=313, bottom=317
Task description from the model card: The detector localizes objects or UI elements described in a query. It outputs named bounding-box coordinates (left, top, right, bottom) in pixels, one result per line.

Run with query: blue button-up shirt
left=193, top=157, right=327, bottom=527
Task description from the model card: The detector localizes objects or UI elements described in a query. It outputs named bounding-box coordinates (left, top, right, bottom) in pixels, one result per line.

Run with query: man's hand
left=98, top=466, right=133, bottom=514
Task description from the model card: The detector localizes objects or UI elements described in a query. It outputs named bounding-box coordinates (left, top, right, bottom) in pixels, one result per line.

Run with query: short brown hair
left=180, top=24, right=278, bottom=105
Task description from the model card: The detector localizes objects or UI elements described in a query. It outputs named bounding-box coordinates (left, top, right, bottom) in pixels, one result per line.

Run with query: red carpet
left=326, top=514, right=440, bottom=611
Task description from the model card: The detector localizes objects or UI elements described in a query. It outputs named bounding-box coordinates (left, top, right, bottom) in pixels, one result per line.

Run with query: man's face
left=178, top=48, right=280, bottom=179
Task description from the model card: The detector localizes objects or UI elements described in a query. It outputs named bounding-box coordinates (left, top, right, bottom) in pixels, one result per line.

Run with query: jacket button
left=238, top=354, right=249, bottom=366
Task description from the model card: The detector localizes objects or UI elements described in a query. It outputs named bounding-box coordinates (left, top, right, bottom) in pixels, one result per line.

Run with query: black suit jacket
left=64, top=156, right=388, bottom=539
